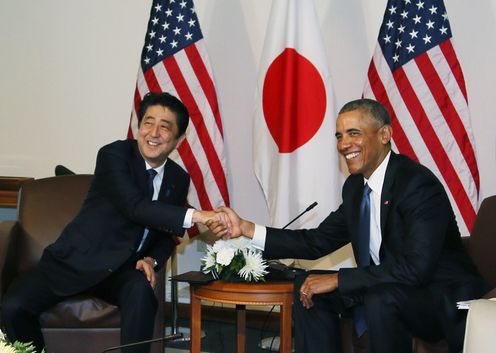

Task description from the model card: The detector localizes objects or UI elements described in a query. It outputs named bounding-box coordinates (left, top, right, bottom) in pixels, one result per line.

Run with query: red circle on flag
left=262, top=48, right=326, bottom=153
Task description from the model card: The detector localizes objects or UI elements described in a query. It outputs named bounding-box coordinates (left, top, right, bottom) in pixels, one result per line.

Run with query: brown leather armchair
left=0, top=175, right=166, bottom=353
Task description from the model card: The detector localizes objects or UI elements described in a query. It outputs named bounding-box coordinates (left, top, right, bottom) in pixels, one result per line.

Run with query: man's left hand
left=299, top=273, right=339, bottom=309
left=136, top=258, right=156, bottom=288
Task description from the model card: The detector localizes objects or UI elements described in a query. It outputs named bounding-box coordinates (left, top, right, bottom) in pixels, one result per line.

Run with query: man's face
left=137, top=104, right=184, bottom=168
left=335, top=109, right=392, bottom=179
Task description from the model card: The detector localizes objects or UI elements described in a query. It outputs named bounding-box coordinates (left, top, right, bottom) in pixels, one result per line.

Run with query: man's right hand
left=206, top=206, right=255, bottom=240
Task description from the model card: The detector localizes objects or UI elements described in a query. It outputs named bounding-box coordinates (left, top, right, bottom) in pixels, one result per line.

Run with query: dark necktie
left=137, top=169, right=157, bottom=252
left=357, top=183, right=372, bottom=267
left=354, top=183, right=372, bottom=337
left=146, top=169, right=158, bottom=198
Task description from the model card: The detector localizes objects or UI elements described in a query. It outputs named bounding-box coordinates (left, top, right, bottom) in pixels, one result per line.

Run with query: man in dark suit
left=209, top=99, right=488, bottom=353
left=1, top=92, right=224, bottom=353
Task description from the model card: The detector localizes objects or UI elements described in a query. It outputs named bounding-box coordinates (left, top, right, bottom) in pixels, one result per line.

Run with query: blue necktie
left=146, top=169, right=157, bottom=198
left=354, top=183, right=372, bottom=337
left=137, top=169, right=157, bottom=252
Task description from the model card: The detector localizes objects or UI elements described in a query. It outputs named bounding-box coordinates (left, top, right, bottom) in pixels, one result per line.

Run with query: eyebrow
left=159, top=119, right=173, bottom=126
left=144, top=116, right=174, bottom=126
left=335, top=128, right=361, bottom=137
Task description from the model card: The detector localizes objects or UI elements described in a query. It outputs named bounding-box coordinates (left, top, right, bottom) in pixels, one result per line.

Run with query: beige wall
left=1, top=0, right=495, bottom=299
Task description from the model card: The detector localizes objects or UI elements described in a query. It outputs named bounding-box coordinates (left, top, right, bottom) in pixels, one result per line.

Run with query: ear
left=380, top=125, right=393, bottom=145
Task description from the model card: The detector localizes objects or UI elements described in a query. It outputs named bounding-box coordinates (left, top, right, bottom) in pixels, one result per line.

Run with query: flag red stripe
left=127, top=119, right=134, bottom=139
left=163, top=56, right=230, bottom=206
left=439, top=40, right=468, bottom=102
left=415, top=53, right=480, bottom=191
left=393, top=67, right=476, bottom=229
left=177, top=140, right=213, bottom=210
left=143, top=67, right=163, bottom=94
left=133, top=86, right=142, bottom=121
left=367, top=61, right=418, bottom=161
left=185, top=45, right=224, bottom=137
left=128, top=87, right=143, bottom=139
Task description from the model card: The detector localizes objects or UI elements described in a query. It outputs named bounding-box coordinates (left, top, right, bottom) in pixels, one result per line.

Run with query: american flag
left=363, top=0, right=479, bottom=236
left=128, top=0, right=230, bottom=213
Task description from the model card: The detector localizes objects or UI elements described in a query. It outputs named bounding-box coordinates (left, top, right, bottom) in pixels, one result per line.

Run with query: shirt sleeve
left=183, top=208, right=195, bottom=228
left=251, top=223, right=267, bottom=250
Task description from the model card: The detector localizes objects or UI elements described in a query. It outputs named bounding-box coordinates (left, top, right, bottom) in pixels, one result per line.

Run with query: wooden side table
left=190, top=280, right=294, bottom=353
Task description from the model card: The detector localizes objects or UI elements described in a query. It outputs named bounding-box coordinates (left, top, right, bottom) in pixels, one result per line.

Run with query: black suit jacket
left=265, top=153, right=487, bottom=309
left=39, top=139, right=190, bottom=296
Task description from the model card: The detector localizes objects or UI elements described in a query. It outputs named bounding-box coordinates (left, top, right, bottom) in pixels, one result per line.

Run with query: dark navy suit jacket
left=39, top=139, right=190, bottom=296
left=265, top=152, right=487, bottom=320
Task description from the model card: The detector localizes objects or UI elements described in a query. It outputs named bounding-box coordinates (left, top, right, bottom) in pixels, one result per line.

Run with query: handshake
left=192, top=207, right=255, bottom=240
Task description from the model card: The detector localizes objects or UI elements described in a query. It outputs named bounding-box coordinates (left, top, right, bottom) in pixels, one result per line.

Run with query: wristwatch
left=143, top=256, right=158, bottom=268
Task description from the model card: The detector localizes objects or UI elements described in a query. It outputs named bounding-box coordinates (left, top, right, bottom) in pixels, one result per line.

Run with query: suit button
left=108, top=268, right=113, bottom=273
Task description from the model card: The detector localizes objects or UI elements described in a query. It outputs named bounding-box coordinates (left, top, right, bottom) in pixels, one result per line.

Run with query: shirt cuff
left=250, top=224, right=267, bottom=250
left=183, top=208, right=195, bottom=228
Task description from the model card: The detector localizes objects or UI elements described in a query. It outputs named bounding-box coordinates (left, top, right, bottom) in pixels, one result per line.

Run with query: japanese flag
left=254, top=0, right=342, bottom=233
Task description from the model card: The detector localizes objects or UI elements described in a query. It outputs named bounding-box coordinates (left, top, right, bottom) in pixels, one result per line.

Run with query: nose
left=150, top=124, right=160, bottom=137
left=337, top=136, right=351, bottom=152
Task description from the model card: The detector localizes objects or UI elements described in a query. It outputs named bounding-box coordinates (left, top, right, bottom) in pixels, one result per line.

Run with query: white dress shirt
left=364, top=151, right=390, bottom=265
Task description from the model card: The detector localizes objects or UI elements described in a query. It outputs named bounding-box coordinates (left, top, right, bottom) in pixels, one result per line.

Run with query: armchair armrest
left=463, top=299, right=496, bottom=353
left=0, top=220, right=18, bottom=300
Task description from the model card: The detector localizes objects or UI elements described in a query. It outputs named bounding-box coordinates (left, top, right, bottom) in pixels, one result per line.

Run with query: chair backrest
left=466, top=195, right=496, bottom=287
left=14, top=175, right=92, bottom=273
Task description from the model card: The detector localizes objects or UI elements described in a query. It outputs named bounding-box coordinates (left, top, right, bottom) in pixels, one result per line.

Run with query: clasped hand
left=193, top=207, right=251, bottom=240
left=208, top=206, right=252, bottom=240
left=192, top=208, right=233, bottom=239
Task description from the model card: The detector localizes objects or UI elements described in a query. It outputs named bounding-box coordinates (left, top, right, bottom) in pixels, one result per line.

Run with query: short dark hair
left=338, top=98, right=391, bottom=127
left=138, top=92, right=190, bottom=137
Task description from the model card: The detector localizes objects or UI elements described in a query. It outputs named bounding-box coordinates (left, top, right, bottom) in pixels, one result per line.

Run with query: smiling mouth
left=147, top=141, right=160, bottom=147
left=345, top=152, right=360, bottom=160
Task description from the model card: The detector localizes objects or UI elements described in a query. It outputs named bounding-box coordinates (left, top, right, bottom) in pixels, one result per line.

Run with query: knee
left=1, top=295, right=26, bottom=322
left=293, top=273, right=310, bottom=310
left=122, top=279, right=158, bottom=311
left=293, top=274, right=306, bottom=296
left=363, top=283, right=404, bottom=318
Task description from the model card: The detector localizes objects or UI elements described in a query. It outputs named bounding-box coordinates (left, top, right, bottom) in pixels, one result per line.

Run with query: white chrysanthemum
left=0, top=342, right=16, bottom=353
left=238, top=248, right=268, bottom=282
left=216, top=247, right=236, bottom=266
left=201, top=246, right=217, bottom=273
left=212, top=239, right=229, bottom=252
left=226, top=237, right=251, bottom=250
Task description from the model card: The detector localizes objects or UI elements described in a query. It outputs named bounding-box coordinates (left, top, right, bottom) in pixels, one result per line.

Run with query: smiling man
left=1, top=92, right=224, bottom=353
left=208, top=98, right=488, bottom=353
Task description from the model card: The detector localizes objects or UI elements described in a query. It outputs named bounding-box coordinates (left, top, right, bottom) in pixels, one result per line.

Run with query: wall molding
left=0, top=177, right=33, bottom=207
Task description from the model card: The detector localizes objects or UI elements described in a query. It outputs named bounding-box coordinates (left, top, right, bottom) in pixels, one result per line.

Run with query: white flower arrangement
left=0, top=330, right=40, bottom=353
left=201, top=237, right=268, bottom=282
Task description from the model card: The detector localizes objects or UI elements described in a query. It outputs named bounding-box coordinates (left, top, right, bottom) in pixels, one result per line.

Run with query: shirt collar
left=145, top=160, right=167, bottom=180
left=364, top=151, right=391, bottom=195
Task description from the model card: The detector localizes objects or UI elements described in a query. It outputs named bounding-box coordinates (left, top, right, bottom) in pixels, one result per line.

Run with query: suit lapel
left=158, top=160, right=176, bottom=203
left=350, top=176, right=365, bottom=241
left=380, top=152, right=398, bottom=238
left=130, top=140, right=149, bottom=196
